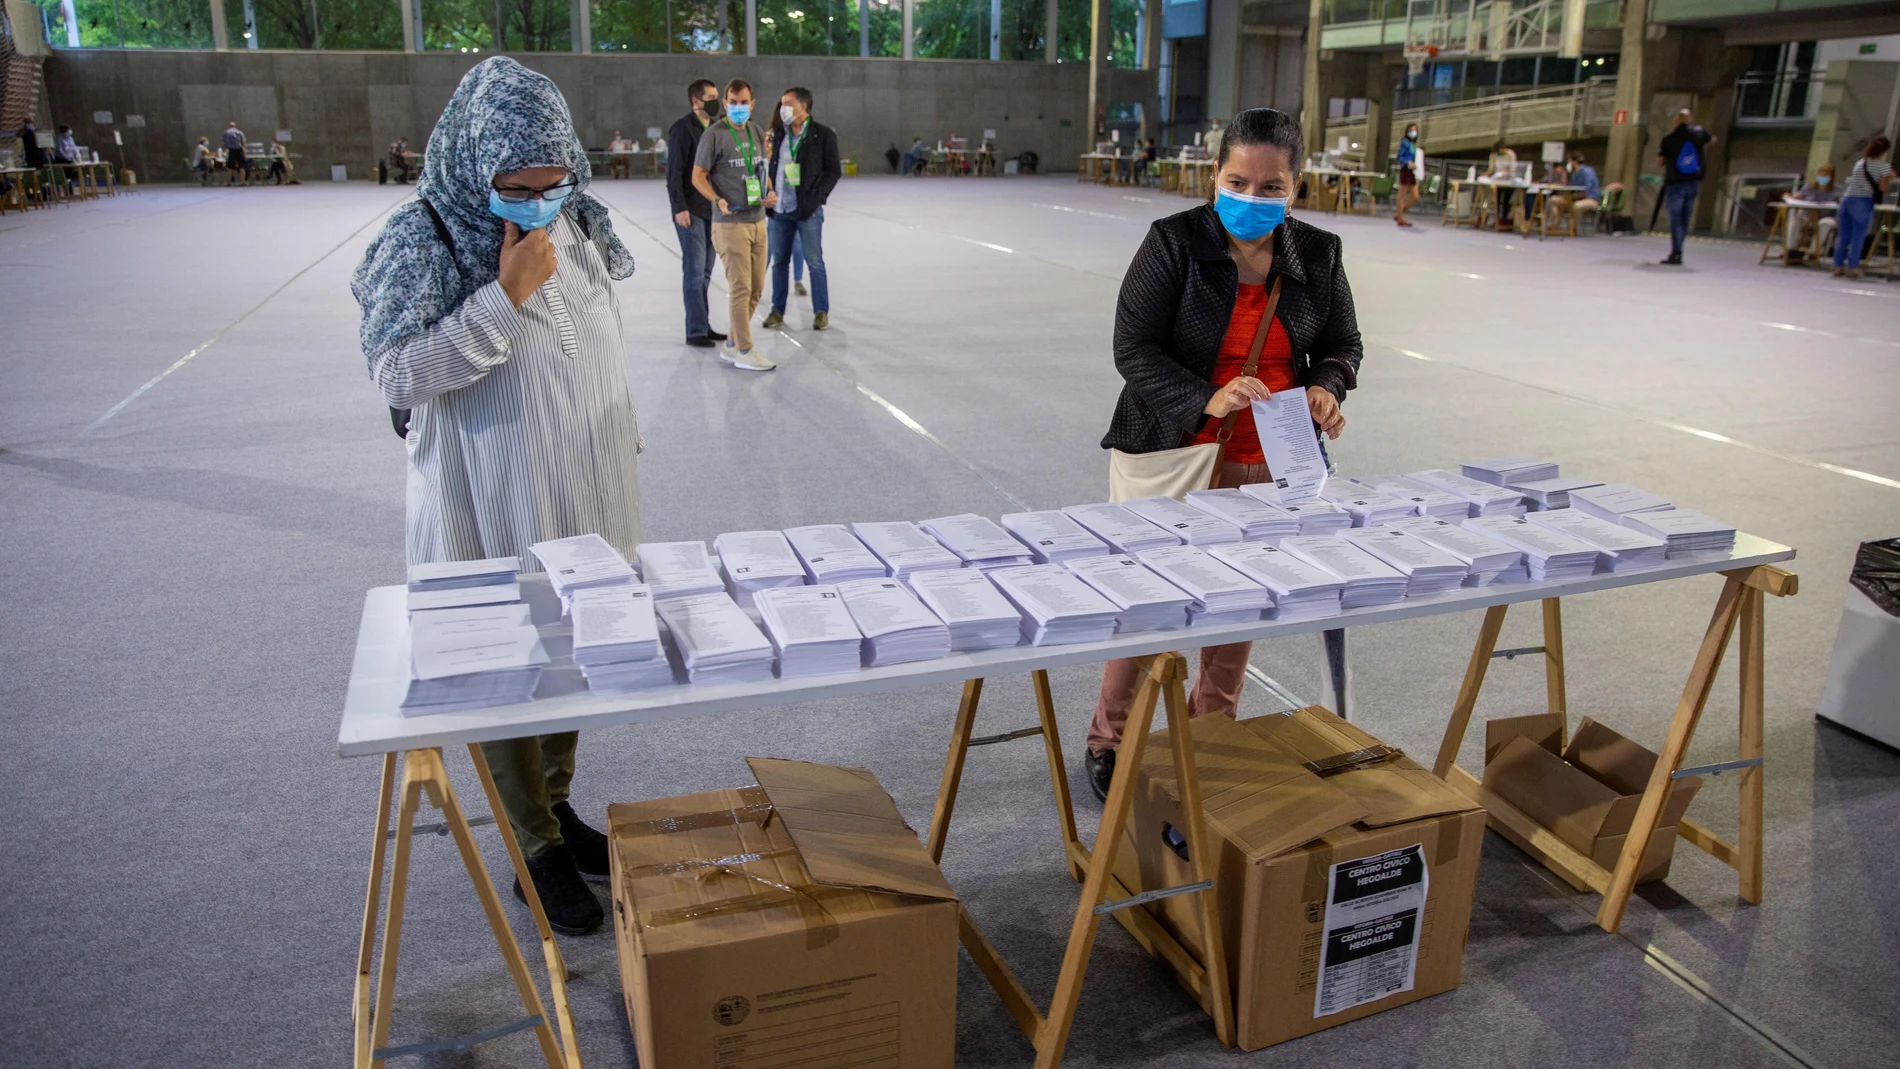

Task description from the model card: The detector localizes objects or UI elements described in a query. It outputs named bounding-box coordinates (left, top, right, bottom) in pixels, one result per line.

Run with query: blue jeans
left=769, top=209, right=828, bottom=314
left=1664, top=182, right=1697, bottom=257
left=792, top=233, right=806, bottom=282
left=1834, top=197, right=1875, bottom=269
left=675, top=213, right=716, bottom=339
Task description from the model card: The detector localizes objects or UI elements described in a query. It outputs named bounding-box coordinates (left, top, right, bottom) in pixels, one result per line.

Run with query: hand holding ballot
left=1248, top=389, right=1332, bottom=500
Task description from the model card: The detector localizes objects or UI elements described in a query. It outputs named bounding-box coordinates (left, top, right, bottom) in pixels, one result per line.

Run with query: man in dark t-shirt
left=1655, top=109, right=1715, bottom=265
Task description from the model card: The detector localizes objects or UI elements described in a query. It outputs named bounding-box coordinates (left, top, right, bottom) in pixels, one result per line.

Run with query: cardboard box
left=1129, top=707, right=1486, bottom=1051
left=1482, top=714, right=1703, bottom=884
left=609, top=758, right=959, bottom=1069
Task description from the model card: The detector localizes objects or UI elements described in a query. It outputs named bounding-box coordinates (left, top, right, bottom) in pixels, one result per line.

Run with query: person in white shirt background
left=608, top=128, right=633, bottom=178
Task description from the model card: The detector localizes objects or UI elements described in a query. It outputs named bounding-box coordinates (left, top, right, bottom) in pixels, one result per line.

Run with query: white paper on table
left=637, top=541, right=721, bottom=589
left=570, top=585, right=660, bottom=650
left=652, top=593, right=774, bottom=660
left=907, top=569, right=1020, bottom=625
left=407, top=582, right=523, bottom=613
left=836, top=578, right=945, bottom=637
left=1250, top=392, right=1328, bottom=500
left=531, top=533, right=634, bottom=588
left=410, top=602, right=533, bottom=637
left=407, top=557, right=522, bottom=587
left=756, top=586, right=862, bottom=644
left=410, top=626, right=548, bottom=681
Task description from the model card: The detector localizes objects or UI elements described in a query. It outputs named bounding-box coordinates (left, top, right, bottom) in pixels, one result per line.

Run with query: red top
left=1187, top=282, right=1297, bottom=465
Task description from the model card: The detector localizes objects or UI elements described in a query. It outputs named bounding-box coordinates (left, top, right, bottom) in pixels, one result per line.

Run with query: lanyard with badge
left=784, top=124, right=805, bottom=187
left=735, top=121, right=761, bottom=206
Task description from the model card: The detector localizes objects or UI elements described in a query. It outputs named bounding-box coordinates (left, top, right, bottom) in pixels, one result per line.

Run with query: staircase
left=1, top=5, right=46, bottom=136
left=1326, top=77, right=1617, bottom=162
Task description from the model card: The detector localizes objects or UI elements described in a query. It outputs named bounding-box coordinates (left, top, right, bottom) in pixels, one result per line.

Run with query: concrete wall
left=39, top=49, right=1157, bottom=183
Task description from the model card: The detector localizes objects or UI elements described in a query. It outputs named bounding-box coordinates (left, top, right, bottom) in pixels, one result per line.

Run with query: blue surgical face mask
left=726, top=103, right=752, bottom=126
left=488, top=189, right=563, bottom=230
left=1215, top=187, right=1289, bottom=241
left=1816, top=175, right=1831, bottom=187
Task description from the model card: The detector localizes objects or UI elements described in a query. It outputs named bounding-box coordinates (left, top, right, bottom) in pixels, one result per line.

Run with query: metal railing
left=1733, top=71, right=1823, bottom=126
left=1325, top=77, right=1617, bottom=160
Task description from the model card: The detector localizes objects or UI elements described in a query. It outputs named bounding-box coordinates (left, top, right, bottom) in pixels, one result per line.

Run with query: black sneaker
left=511, top=843, right=604, bottom=936
left=554, top=800, right=609, bottom=882
left=1085, top=747, right=1116, bottom=804
left=1661, top=254, right=1682, bottom=265
left=686, top=335, right=715, bottom=348
left=706, top=329, right=728, bottom=342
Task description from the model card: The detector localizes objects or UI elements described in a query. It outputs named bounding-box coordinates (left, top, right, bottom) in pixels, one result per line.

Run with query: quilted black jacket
left=1101, top=204, right=1363, bottom=454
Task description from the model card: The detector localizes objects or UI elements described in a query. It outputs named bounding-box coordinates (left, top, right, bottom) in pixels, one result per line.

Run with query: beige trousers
left=711, top=219, right=769, bottom=351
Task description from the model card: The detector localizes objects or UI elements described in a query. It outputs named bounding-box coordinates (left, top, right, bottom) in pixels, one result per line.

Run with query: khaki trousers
left=711, top=219, right=769, bottom=351
left=479, top=732, right=578, bottom=858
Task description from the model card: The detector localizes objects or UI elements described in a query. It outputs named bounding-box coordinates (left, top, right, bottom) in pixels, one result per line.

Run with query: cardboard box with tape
left=609, top=757, right=959, bottom=1069
left=1482, top=713, right=1703, bottom=884
left=1126, top=707, right=1485, bottom=1050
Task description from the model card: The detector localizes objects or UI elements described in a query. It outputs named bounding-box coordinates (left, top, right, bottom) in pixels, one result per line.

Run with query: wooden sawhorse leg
left=353, top=747, right=581, bottom=1069
left=930, top=654, right=1236, bottom=1067
left=1432, top=568, right=1795, bottom=932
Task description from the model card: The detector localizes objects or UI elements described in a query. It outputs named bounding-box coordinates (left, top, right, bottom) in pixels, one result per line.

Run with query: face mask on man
left=488, top=188, right=566, bottom=231
left=780, top=105, right=797, bottom=125
left=1214, top=186, right=1289, bottom=241
left=700, top=97, right=723, bottom=120
left=726, top=102, right=752, bottom=126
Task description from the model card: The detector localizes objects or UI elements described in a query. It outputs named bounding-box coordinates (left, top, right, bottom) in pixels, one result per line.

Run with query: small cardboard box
left=1129, top=707, right=1485, bottom=1051
left=1482, top=714, right=1703, bottom=884
left=609, top=758, right=959, bottom=1069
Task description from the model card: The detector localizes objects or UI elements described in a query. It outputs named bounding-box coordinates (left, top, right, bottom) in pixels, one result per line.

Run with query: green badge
left=785, top=162, right=802, bottom=186
left=744, top=176, right=762, bottom=206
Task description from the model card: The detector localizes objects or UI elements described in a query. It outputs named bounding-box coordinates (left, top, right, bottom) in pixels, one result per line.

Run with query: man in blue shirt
left=1566, top=151, right=1601, bottom=232
left=1655, top=109, right=1714, bottom=265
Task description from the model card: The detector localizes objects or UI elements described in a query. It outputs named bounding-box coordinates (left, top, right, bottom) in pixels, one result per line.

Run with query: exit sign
left=1613, top=108, right=1628, bottom=125
left=1860, top=42, right=1877, bottom=54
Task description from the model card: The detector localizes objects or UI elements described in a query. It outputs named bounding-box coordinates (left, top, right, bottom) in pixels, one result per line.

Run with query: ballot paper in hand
left=1508, top=476, right=1604, bottom=512
left=1249, top=391, right=1329, bottom=500
left=1462, top=515, right=1600, bottom=581
left=1060, top=503, right=1182, bottom=553
left=1063, top=555, right=1194, bottom=633
left=1460, top=457, right=1559, bottom=486
left=1618, top=509, right=1737, bottom=557
left=1205, top=542, right=1344, bottom=622
left=1345, top=475, right=1470, bottom=520
left=1386, top=516, right=1523, bottom=586
left=1184, top=488, right=1301, bottom=543
left=1280, top=536, right=1409, bottom=609
left=852, top=521, right=966, bottom=579
left=754, top=586, right=865, bottom=679
left=1526, top=509, right=1668, bottom=571
left=1135, top=543, right=1272, bottom=626
left=1001, top=511, right=1111, bottom=564
left=906, top=569, right=1024, bottom=651
left=636, top=541, right=726, bottom=601
left=404, top=604, right=549, bottom=714
left=1122, top=496, right=1245, bottom=546
left=920, top=514, right=1035, bottom=571
left=571, top=585, right=673, bottom=693
left=1341, top=527, right=1470, bottom=597
left=837, top=578, right=953, bottom=665
left=653, top=592, right=777, bottom=685
left=1567, top=483, right=1674, bottom=524
left=1401, top=469, right=1527, bottom=517
left=987, top=565, right=1123, bottom=646
left=713, top=530, right=809, bottom=607
left=531, top=534, right=636, bottom=602
left=784, top=524, right=891, bottom=584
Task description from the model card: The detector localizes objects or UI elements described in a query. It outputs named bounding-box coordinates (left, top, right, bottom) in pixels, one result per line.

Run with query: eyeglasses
left=492, top=177, right=577, bottom=203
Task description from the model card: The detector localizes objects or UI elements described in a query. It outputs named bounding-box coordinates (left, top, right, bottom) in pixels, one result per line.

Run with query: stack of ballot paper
left=1280, top=536, right=1409, bottom=609
left=852, top=521, right=968, bottom=579
left=653, top=593, right=777, bottom=685
left=1135, top=544, right=1272, bottom=626
left=1527, top=509, right=1668, bottom=572
left=403, top=603, right=549, bottom=714
left=921, top=514, right=1036, bottom=571
left=1507, top=476, right=1604, bottom=512
left=1122, top=496, right=1244, bottom=546
left=1320, top=486, right=1417, bottom=527
left=406, top=557, right=522, bottom=612
left=1001, top=511, right=1111, bottom=564
left=570, top=585, right=673, bottom=693
left=988, top=565, right=1123, bottom=645
left=1063, top=555, right=1195, bottom=633
left=906, top=569, right=1024, bottom=651
left=635, top=541, right=726, bottom=601
left=783, top=525, right=888, bottom=584
left=531, top=534, right=637, bottom=607
left=1345, top=475, right=1470, bottom=519
left=1239, top=484, right=1354, bottom=534
left=713, top=531, right=809, bottom=607
left=1403, top=469, right=1528, bottom=517
left=1206, top=543, right=1344, bottom=622
left=1342, top=528, right=1469, bottom=597
left=837, top=578, right=953, bottom=665
left=1463, top=516, right=1600, bottom=581
left=1387, top=516, right=1524, bottom=586
left=1461, top=457, right=1559, bottom=486
left=754, top=586, right=865, bottom=679
left=1183, top=488, right=1301, bottom=543
left=1619, top=509, right=1738, bottom=557
left=1569, top=483, right=1674, bottom=524
left=1060, top=503, right=1181, bottom=553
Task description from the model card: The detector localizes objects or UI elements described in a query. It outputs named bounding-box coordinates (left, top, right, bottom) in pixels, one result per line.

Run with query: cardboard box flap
left=745, top=757, right=957, bottom=902
left=1483, top=735, right=1626, bottom=850
left=1564, top=719, right=1703, bottom=831
left=1144, top=715, right=1369, bottom=861
left=1485, top=712, right=1566, bottom=765
left=1254, top=708, right=1480, bottom=827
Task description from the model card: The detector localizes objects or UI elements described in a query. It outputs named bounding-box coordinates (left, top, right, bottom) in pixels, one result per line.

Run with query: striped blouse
left=1842, top=157, right=1893, bottom=201
left=372, top=214, right=643, bottom=567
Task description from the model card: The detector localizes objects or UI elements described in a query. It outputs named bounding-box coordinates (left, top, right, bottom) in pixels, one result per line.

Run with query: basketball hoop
left=1404, top=44, right=1438, bottom=78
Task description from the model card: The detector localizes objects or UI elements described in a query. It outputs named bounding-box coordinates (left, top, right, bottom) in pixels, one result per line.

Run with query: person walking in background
left=667, top=79, right=727, bottom=349
left=1656, top=108, right=1714, bottom=265
left=1832, top=136, right=1893, bottom=279
left=352, top=57, right=638, bottom=937
left=692, top=79, right=776, bottom=371
left=18, top=119, right=46, bottom=170
left=222, top=121, right=247, bottom=185
left=762, top=87, right=841, bottom=333
left=1394, top=122, right=1422, bottom=227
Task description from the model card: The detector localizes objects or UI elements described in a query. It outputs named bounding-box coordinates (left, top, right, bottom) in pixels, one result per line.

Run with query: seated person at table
left=1540, top=161, right=1567, bottom=228
left=1565, top=151, right=1601, bottom=230
left=191, top=136, right=215, bottom=185
left=389, top=137, right=413, bottom=183
left=1485, top=140, right=1519, bottom=231
left=901, top=136, right=927, bottom=175
left=1786, top=164, right=1838, bottom=261
left=267, top=140, right=293, bottom=184
left=608, top=129, right=634, bottom=178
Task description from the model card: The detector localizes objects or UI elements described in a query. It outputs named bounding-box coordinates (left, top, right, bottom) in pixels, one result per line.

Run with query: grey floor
left=3, top=176, right=1897, bottom=1069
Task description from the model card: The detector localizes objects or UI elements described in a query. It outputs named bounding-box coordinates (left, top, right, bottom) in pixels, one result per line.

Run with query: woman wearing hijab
left=1082, top=107, right=1361, bottom=801
left=353, top=57, right=638, bottom=937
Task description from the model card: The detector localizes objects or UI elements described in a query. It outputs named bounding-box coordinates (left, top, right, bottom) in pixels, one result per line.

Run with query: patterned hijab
left=353, top=57, right=633, bottom=362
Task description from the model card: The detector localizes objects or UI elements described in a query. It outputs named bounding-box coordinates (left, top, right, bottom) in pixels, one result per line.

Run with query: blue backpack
left=1674, top=137, right=1702, bottom=178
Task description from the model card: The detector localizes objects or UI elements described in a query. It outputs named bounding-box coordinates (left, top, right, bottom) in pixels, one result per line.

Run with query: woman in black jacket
left=1084, top=107, right=1364, bottom=801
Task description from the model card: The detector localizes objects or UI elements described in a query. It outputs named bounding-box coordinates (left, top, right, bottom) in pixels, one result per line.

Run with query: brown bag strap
left=1214, top=276, right=1285, bottom=448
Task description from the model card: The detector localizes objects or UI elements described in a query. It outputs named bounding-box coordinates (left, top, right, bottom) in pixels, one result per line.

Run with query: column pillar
left=904, top=0, right=914, bottom=59
left=209, top=0, right=229, bottom=50
left=1605, top=0, right=1650, bottom=215
left=1088, top=0, right=1106, bottom=154
left=1364, top=55, right=1398, bottom=172
left=400, top=0, right=416, bottom=51
left=746, top=0, right=757, bottom=55
left=575, top=0, right=591, bottom=52
left=991, top=0, right=1001, bottom=59
left=1046, top=0, right=1058, bottom=62
left=1143, top=0, right=1160, bottom=69
left=860, top=0, right=869, bottom=56
left=1300, top=0, right=1324, bottom=159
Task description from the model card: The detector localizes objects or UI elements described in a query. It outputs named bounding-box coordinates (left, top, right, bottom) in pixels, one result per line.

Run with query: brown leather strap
left=1214, top=276, right=1285, bottom=448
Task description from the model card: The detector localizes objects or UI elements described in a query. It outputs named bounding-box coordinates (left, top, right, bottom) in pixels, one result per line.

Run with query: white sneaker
left=720, top=347, right=777, bottom=372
